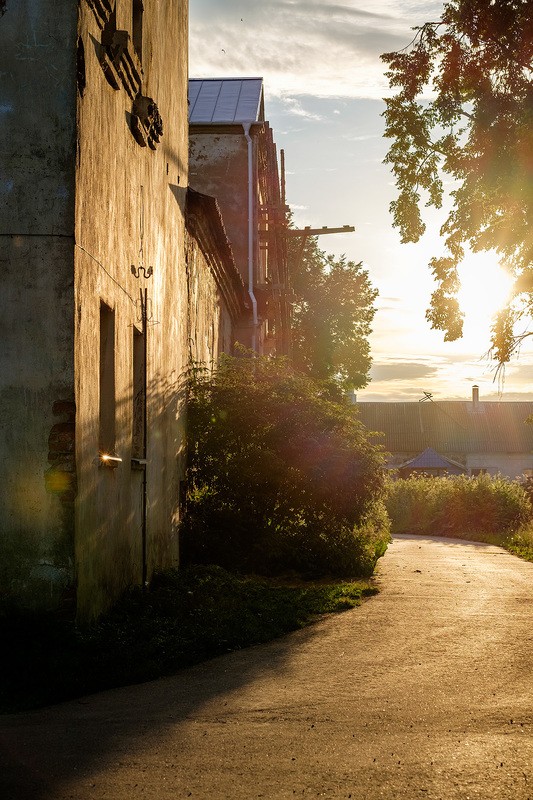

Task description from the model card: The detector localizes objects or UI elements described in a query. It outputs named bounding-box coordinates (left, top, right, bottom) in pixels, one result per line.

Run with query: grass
left=505, top=527, right=533, bottom=562
left=0, top=564, right=377, bottom=714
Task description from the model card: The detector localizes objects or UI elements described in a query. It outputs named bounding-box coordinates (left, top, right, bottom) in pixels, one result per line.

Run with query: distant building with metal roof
left=188, top=78, right=265, bottom=124
left=397, top=447, right=466, bottom=477
left=356, top=386, right=533, bottom=479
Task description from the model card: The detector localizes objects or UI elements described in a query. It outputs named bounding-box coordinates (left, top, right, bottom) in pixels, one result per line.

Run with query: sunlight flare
left=457, top=253, right=514, bottom=353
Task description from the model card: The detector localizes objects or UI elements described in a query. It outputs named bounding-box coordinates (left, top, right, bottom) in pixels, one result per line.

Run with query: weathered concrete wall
left=0, top=0, right=77, bottom=231
left=0, top=1, right=77, bottom=604
left=75, top=0, right=189, bottom=620
left=189, top=125, right=289, bottom=355
left=189, top=131, right=251, bottom=284
left=186, top=241, right=234, bottom=366
left=1, top=1, right=189, bottom=618
left=185, top=189, right=248, bottom=364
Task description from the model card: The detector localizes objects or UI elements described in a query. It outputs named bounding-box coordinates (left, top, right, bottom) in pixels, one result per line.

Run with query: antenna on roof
left=419, top=391, right=433, bottom=403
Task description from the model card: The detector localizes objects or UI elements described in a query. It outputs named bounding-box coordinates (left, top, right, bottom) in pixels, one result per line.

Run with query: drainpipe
left=243, top=122, right=258, bottom=352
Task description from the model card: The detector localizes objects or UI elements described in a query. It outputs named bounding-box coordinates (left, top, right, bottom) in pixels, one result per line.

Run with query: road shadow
left=0, top=617, right=325, bottom=799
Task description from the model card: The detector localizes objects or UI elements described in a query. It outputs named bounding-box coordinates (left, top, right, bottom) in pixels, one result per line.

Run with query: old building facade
left=356, top=387, right=533, bottom=480
left=1, top=0, right=189, bottom=620
left=188, top=78, right=291, bottom=357
left=185, top=188, right=248, bottom=366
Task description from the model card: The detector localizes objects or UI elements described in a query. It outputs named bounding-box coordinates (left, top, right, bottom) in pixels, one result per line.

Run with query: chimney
left=472, top=384, right=480, bottom=410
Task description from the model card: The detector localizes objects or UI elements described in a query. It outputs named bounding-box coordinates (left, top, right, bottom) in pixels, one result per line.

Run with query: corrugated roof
left=356, top=401, right=533, bottom=454
left=188, top=78, right=264, bottom=124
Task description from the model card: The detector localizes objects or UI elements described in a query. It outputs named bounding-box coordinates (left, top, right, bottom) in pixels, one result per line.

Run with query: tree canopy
left=289, top=232, right=377, bottom=389
left=382, top=0, right=533, bottom=358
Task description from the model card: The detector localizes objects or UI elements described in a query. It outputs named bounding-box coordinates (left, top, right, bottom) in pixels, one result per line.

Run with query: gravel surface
left=1, top=534, right=532, bottom=799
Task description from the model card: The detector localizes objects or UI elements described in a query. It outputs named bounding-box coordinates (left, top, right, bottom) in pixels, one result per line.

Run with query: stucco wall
left=0, top=1, right=78, bottom=603
left=75, top=0, right=189, bottom=620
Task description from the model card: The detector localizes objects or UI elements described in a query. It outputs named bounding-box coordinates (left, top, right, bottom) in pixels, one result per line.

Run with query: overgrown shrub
left=182, top=355, right=390, bottom=578
left=386, top=473, right=532, bottom=539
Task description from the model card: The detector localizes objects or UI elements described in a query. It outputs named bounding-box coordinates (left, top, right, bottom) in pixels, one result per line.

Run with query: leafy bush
left=386, top=473, right=532, bottom=539
left=182, top=355, right=390, bottom=578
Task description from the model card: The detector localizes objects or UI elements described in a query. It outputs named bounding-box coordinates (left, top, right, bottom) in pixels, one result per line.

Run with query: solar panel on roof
left=214, top=81, right=242, bottom=122
left=235, top=78, right=262, bottom=121
left=192, top=80, right=223, bottom=123
left=188, top=78, right=263, bottom=123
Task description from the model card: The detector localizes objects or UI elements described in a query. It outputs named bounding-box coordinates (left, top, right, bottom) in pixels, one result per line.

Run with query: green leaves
left=288, top=234, right=377, bottom=390
left=382, top=0, right=533, bottom=355
left=183, top=356, right=390, bottom=578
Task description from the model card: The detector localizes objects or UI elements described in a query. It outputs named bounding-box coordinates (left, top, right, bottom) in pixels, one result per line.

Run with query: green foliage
left=182, top=355, right=390, bottom=578
left=386, top=472, right=532, bottom=539
left=506, top=528, right=533, bottom=562
left=0, top=565, right=377, bottom=712
left=288, top=232, right=377, bottom=389
left=382, top=0, right=533, bottom=353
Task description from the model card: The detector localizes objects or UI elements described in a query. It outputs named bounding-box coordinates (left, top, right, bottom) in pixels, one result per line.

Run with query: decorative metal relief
left=85, top=0, right=164, bottom=150
left=100, top=25, right=142, bottom=99
left=131, top=94, right=163, bottom=150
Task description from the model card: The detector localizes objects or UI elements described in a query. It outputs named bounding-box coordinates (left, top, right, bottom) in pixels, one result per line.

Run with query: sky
left=189, top=0, right=533, bottom=402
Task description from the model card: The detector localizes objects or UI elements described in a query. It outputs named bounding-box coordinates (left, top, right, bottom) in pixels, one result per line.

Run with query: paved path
left=1, top=535, right=532, bottom=799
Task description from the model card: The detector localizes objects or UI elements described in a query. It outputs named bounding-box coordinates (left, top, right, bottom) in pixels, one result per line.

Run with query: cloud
left=370, top=361, right=440, bottom=382
left=189, top=1, right=445, bottom=100
left=342, top=132, right=381, bottom=142
left=269, top=1, right=396, bottom=22
left=281, top=97, right=324, bottom=121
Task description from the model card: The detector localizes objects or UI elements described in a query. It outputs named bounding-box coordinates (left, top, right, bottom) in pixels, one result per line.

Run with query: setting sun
left=457, top=252, right=514, bottom=352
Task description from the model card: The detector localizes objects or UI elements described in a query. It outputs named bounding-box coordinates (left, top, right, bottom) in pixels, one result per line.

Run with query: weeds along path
left=1, top=534, right=532, bottom=800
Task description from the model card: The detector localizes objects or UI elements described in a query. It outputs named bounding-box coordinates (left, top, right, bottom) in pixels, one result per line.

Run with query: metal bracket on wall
left=131, top=264, right=153, bottom=279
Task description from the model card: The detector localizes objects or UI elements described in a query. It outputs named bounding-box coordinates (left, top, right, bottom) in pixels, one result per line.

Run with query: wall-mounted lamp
left=100, top=453, right=123, bottom=468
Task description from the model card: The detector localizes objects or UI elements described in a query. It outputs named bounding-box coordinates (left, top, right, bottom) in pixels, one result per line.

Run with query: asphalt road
left=1, top=535, right=532, bottom=799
